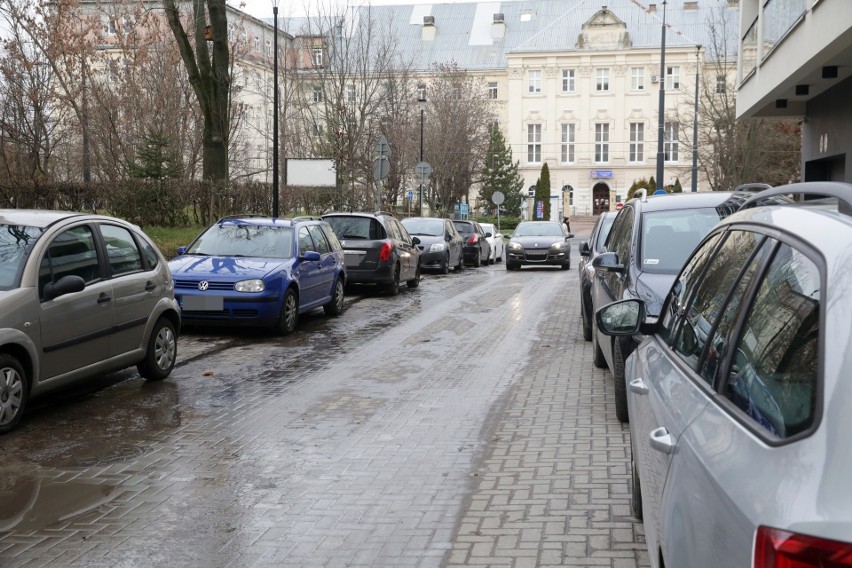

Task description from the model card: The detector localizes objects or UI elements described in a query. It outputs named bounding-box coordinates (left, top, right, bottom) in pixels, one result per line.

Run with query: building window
left=313, top=123, right=324, bottom=137
left=666, top=66, right=681, bottom=90
left=312, top=48, right=323, bottom=67
left=527, top=124, right=541, bottom=163
left=528, top=70, right=542, bottom=94
left=664, top=122, right=679, bottom=161
left=313, top=86, right=323, bottom=103
left=346, top=84, right=356, bottom=103
left=489, top=117, right=500, bottom=131
left=631, top=67, right=645, bottom=91
left=254, top=35, right=260, bottom=52
left=596, top=68, right=610, bottom=92
left=716, top=75, right=726, bottom=93
left=488, top=81, right=498, bottom=99
left=561, top=123, right=575, bottom=163
left=595, top=123, right=610, bottom=163
left=561, top=69, right=575, bottom=93
left=265, top=39, right=272, bottom=57
left=629, top=122, right=644, bottom=162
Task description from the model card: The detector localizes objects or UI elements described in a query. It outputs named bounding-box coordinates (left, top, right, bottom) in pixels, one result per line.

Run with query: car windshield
left=187, top=224, right=294, bottom=259
left=0, top=224, right=43, bottom=290
left=514, top=223, right=563, bottom=237
left=641, top=208, right=726, bottom=274
left=324, top=216, right=384, bottom=240
left=402, top=219, right=444, bottom=236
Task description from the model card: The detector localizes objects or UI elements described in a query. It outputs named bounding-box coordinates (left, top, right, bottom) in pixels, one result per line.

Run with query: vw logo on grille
left=198, top=281, right=210, bottom=291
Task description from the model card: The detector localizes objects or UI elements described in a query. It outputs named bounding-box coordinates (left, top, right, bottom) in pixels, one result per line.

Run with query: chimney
left=648, top=3, right=656, bottom=13
left=422, top=15, right=436, bottom=41
left=492, top=13, right=506, bottom=39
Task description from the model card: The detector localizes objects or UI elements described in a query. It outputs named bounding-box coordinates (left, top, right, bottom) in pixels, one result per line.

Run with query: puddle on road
left=0, top=477, right=119, bottom=532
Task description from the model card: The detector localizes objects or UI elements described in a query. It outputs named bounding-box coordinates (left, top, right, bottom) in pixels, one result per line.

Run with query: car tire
left=581, top=292, right=593, bottom=341
left=455, top=253, right=464, bottom=272
left=276, top=288, right=299, bottom=335
left=613, top=339, right=629, bottom=423
left=631, top=456, right=643, bottom=521
left=441, top=254, right=450, bottom=275
left=323, top=277, right=345, bottom=316
left=561, top=261, right=571, bottom=270
left=137, top=317, right=177, bottom=381
left=407, top=264, right=421, bottom=288
left=473, top=251, right=481, bottom=268
left=385, top=264, right=400, bottom=296
left=592, top=318, right=607, bottom=369
left=0, top=354, right=28, bottom=435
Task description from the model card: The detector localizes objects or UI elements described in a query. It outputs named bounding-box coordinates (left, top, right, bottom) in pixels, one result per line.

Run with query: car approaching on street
left=590, top=189, right=741, bottom=422
left=452, top=220, right=491, bottom=267
left=0, top=210, right=180, bottom=434
left=322, top=212, right=420, bottom=295
left=596, top=182, right=852, bottom=568
left=168, top=216, right=345, bottom=334
left=505, top=220, right=573, bottom=270
left=401, top=217, right=464, bottom=274
left=479, top=222, right=504, bottom=264
left=578, top=211, right=617, bottom=341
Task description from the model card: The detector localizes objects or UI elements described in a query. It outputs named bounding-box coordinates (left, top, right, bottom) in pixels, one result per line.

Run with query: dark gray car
left=505, top=221, right=573, bottom=270
left=578, top=211, right=617, bottom=340
left=400, top=217, right=464, bottom=274
left=0, top=210, right=180, bottom=434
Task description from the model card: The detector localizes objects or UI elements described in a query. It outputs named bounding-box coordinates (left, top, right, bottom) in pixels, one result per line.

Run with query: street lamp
left=418, top=86, right=426, bottom=216
left=272, top=0, right=280, bottom=217
left=691, top=44, right=701, bottom=192
left=655, top=0, right=668, bottom=191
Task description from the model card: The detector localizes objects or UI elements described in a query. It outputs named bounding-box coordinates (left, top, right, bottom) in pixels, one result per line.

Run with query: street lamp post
left=272, top=0, right=280, bottom=217
left=418, top=87, right=426, bottom=216
left=655, top=0, right=668, bottom=191
left=691, top=44, right=701, bottom=192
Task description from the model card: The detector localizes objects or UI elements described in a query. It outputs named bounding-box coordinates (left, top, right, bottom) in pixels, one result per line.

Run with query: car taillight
left=755, top=526, right=852, bottom=567
left=379, top=242, right=393, bottom=262
left=468, top=235, right=478, bottom=245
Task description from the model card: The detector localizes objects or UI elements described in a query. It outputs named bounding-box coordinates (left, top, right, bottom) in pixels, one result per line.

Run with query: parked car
left=0, top=210, right=180, bottom=434
left=596, top=182, right=852, bottom=568
left=321, top=212, right=420, bottom=295
left=590, top=189, right=741, bottom=422
left=505, top=220, right=573, bottom=270
left=479, top=222, right=504, bottom=264
left=452, top=220, right=490, bottom=267
left=168, top=215, right=345, bottom=334
left=400, top=216, right=464, bottom=274
left=578, top=211, right=617, bottom=340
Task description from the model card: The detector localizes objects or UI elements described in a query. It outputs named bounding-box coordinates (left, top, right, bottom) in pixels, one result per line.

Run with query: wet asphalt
left=0, top=216, right=649, bottom=568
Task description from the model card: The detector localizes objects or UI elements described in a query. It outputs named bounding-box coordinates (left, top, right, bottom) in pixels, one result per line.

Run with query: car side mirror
left=302, top=251, right=321, bottom=261
left=484, top=232, right=492, bottom=238
left=592, top=252, right=624, bottom=273
left=412, top=236, right=421, bottom=245
left=596, top=299, right=645, bottom=336
left=579, top=242, right=591, bottom=257
left=43, top=275, right=86, bottom=302
left=565, top=233, right=574, bottom=240
left=177, top=246, right=187, bottom=255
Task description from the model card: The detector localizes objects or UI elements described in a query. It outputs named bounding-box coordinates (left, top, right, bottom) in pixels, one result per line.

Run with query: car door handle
left=97, top=293, right=112, bottom=304
left=629, top=378, right=649, bottom=395
left=145, top=281, right=156, bottom=291
left=649, top=427, right=674, bottom=455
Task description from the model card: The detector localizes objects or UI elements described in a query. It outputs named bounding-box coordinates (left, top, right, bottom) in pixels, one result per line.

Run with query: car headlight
left=549, top=242, right=568, bottom=252
left=235, top=279, right=265, bottom=292
left=508, top=242, right=523, bottom=252
left=429, top=243, right=446, bottom=252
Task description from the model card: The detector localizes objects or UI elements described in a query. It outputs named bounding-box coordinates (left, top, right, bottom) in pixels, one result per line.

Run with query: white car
left=479, top=222, right=504, bottom=264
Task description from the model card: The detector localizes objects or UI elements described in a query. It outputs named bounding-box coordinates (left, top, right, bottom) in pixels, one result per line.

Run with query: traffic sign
left=407, top=190, right=413, bottom=201
left=373, top=156, right=390, bottom=180
left=415, top=161, right=432, bottom=177
left=492, top=191, right=505, bottom=205
left=375, top=135, right=391, bottom=159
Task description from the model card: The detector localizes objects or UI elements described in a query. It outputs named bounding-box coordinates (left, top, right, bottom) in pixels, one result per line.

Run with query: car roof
left=628, top=191, right=736, bottom=213
left=214, top=216, right=318, bottom=228
left=0, top=209, right=93, bottom=228
left=323, top=211, right=392, bottom=219
left=518, top=220, right=559, bottom=225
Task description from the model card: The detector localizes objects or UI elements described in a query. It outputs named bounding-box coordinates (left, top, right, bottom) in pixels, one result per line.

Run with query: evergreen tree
left=128, top=129, right=183, bottom=180
left=672, top=178, right=683, bottom=193
left=648, top=176, right=657, bottom=193
left=534, top=162, right=551, bottom=220
left=479, top=129, right=525, bottom=218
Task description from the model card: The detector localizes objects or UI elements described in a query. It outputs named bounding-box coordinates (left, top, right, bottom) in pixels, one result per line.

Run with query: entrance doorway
left=592, top=183, right=610, bottom=215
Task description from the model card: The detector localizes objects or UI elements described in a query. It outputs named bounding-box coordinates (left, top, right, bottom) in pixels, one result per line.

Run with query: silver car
left=0, top=210, right=180, bottom=434
left=596, top=182, right=852, bottom=567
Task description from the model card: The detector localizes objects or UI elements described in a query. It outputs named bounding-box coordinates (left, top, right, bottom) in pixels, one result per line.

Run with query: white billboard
left=286, top=158, right=336, bottom=187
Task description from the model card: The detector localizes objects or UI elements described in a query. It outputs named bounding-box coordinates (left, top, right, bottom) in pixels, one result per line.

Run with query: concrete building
left=736, top=0, right=852, bottom=182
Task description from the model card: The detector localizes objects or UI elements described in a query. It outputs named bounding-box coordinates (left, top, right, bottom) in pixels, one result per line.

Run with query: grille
left=174, top=279, right=234, bottom=291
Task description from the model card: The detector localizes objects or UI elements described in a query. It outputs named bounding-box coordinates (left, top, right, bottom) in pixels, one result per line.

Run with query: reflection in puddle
left=0, top=477, right=119, bottom=532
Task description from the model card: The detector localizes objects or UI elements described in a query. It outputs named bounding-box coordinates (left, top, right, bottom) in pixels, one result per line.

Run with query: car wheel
left=137, top=317, right=177, bottom=381
left=407, top=264, right=421, bottom=288
left=631, top=456, right=643, bottom=521
left=455, top=252, right=464, bottom=272
left=441, top=254, right=450, bottom=275
left=323, top=277, right=345, bottom=316
left=474, top=250, right=481, bottom=267
left=613, top=339, right=629, bottom=423
left=0, top=354, right=27, bottom=435
left=592, top=317, right=607, bottom=369
left=581, top=291, right=592, bottom=341
left=385, top=264, right=400, bottom=296
left=561, top=261, right=571, bottom=270
left=276, top=288, right=299, bottom=335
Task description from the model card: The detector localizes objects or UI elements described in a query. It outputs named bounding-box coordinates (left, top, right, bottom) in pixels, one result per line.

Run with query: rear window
left=641, top=208, right=726, bottom=274
left=453, top=222, right=474, bottom=234
left=402, top=219, right=444, bottom=237
left=324, top=216, right=386, bottom=240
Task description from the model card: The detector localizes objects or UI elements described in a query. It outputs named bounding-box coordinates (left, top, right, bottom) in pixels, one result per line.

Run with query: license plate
left=183, top=295, right=224, bottom=311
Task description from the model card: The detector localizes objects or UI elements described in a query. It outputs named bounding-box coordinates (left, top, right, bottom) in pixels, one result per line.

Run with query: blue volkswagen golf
left=168, top=216, right=346, bottom=334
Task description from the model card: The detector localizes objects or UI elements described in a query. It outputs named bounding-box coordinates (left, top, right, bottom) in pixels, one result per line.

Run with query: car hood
left=634, top=271, right=676, bottom=317
left=168, top=255, right=292, bottom=280
left=512, top=235, right=565, bottom=247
